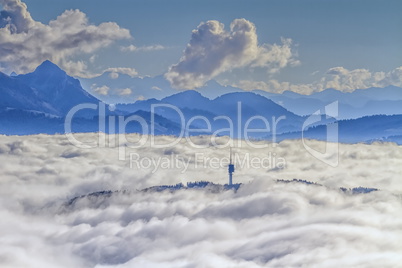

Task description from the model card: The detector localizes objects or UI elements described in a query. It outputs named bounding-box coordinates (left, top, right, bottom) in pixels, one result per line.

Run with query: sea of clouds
left=0, top=133, right=401, bottom=267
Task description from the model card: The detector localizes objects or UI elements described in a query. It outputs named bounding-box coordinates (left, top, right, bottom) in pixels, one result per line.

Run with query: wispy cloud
left=151, top=86, right=162, bottom=91
left=103, top=67, right=138, bottom=78
left=121, top=44, right=166, bottom=52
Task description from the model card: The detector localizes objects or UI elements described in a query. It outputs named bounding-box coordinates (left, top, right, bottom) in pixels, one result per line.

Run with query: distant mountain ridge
left=79, top=63, right=402, bottom=120
left=255, top=86, right=402, bottom=119
left=0, top=61, right=401, bottom=144
left=274, top=114, right=402, bottom=144
left=116, top=90, right=305, bottom=136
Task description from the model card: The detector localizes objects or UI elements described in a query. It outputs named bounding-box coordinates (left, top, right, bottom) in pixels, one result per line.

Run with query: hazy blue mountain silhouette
left=255, top=86, right=402, bottom=119
left=0, top=61, right=182, bottom=135
left=0, top=71, right=57, bottom=114
left=162, top=90, right=211, bottom=110
left=81, top=66, right=402, bottom=119
left=274, top=114, right=402, bottom=144
left=0, top=60, right=100, bottom=117
left=80, top=74, right=240, bottom=103
left=1, top=61, right=402, bottom=143
left=17, top=60, right=100, bottom=116
left=117, top=90, right=212, bottom=112
left=117, top=91, right=305, bottom=137
left=80, top=74, right=177, bottom=103
left=0, top=108, right=183, bottom=136
left=0, top=109, right=64, bottom=135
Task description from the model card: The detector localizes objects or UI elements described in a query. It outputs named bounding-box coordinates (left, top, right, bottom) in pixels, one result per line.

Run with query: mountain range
left=1, top=61, right=401, bottom=144
left=255, top=87, right=402, bottom=119
left=81, top=67, right=402, bottom=120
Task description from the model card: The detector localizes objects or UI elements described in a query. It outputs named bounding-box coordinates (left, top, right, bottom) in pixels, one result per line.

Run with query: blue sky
left=1, top=0, right=401, bottom=98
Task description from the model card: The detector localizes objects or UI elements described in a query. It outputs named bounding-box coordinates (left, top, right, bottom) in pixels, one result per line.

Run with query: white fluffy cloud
left=322, top=66, right=402, bottom=92
left=0, top=134, right=401, bottom=267
left=116, top=88, right=132, bottom=96
left=91, top=84, right=133, bottom=96
left=165, top=19, right=298, bottom=90
left=234, top=66, right=402, bottom=94
left=91, top=84, right=110, bottom=95
left=0, top=0, right=131, bottom=76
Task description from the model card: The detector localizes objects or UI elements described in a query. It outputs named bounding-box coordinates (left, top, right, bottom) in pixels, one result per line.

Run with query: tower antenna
left=228, top=147, right=235, bottom=186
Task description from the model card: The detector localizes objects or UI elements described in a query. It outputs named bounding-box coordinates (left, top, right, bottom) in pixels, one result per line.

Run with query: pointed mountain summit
left=33, top=60, right=66, bottom=75
left=0, top=61, right=101, bottom=116
left=17, top=60, right=100, bottom=115
left=22, top=60, right=68, bottom=86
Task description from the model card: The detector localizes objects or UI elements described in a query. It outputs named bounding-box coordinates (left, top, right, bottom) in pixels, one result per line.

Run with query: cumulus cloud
left=165, top=19, right=298, bottom=90
left=121, top=44, right=166, bottom=52
left=322, top=66, right=402, bottom=92
left=0, top=0, right=131, bottom=76
left=116, top=88, right=132, bottom=96
left=252, top=37, right=300, bottom=73
left=91, top=84, right=110, bottom=95
left=0, top=134, right=401, bottom=267
left=0, top=0, right=33, bottom=32
left=90, top=84, right=133, bottom=96
left=233, top=66, right=402, bottom=94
